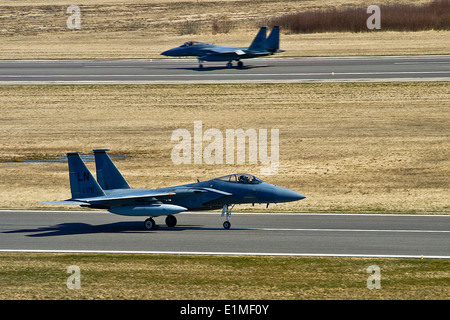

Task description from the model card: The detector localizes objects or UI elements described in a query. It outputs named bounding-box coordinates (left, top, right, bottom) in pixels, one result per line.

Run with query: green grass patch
left=0, top=253, right=448, bottom=299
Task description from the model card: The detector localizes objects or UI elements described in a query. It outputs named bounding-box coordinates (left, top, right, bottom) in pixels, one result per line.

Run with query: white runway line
left=1, top=71, right=450, bottom=78
left=0, top=249, right=448, bottom=259
left=243, top=227, right=450, bottom=233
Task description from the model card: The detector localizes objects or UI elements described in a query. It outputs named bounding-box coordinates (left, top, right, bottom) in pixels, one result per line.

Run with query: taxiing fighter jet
left=161, top=26, right=284, bottom=69
left=43, top=149, right=305, bottom=230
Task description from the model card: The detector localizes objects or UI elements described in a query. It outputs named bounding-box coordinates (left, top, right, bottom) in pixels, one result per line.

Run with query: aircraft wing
left=42, top=191, right=177, bottom=207
left=207, top=47, right=247, bottom=55
left=77, top=191, right=175, bottom=204
left=198, top=44, right=272, bottom=62
left=43, top=187, right=231, bottom=207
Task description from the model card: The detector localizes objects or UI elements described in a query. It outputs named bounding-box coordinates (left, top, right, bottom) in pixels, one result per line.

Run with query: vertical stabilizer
left=267, top=26, right=280, bottom=52
left=67, top=152, right=105, bottom=199
left=93, top=149, right=131, bottom=190
left=248, top=26, right=267, bottom=51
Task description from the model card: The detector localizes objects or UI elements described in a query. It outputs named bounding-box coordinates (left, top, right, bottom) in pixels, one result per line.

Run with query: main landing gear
left=144, top=218, right=156, bottom=230
left=165, top=215, right=177, bottom=228
left=221, top=204, right=235, bottom=229
left=143, top=215, right=177, bottom=230
left=198, top=61, right=244, bottom=69
left=227, top=61, right=244, bottom=68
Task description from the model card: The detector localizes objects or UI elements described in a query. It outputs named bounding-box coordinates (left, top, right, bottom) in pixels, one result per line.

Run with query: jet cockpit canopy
left=181, top=41, right=205, bottom=47
left=215, top=173, right=263, bottom=184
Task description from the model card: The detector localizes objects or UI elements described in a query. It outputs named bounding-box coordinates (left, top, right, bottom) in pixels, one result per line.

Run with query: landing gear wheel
left=226, top=62, right=232, bottom=68
left=221, top=204, right=234, bottom=229
left=237, top=61, right=243, bottom=68
left=165, top=215, right=177, bottom=228
left=144, top=218, right=156, bottom=230
left=223, top=221, right=231, bottom=230
left=199, top=64, right=203, bottom=69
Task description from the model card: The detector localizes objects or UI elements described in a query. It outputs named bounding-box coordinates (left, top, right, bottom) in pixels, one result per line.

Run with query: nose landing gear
left=221, top=204, right=235, bottom=229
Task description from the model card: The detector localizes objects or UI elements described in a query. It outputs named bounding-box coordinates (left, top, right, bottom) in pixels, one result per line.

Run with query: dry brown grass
left=0, top=82, right=448, bottom=214
left=0, top=0, right=448, bottom=59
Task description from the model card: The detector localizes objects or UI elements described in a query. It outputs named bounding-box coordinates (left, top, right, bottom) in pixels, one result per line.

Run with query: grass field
left=0, top=0, right=449, bottom=59
left=0, top=82, right=448, bottom=214
left=0, top=253, right=448, bottom=299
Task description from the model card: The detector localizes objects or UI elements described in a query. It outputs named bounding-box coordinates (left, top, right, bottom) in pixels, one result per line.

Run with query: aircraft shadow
left=172, top=64, right=268, bottom=72
left=3, top=222, right=249, bottom=237
left=3, top=221, right=146, bottom=237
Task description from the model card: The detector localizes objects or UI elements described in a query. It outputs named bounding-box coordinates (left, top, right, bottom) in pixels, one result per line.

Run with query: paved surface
left=0, top=55, right=449, bottom=84
left=1, top=210, right=449, bottom=258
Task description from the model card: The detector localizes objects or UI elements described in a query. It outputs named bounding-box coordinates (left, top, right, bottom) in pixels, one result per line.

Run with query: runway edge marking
left=2, top=209, right=450, bottom=217
left=0, top=249, right=448, bottom=259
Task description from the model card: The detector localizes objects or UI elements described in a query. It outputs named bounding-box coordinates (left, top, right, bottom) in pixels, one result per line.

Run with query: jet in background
left=43, top=149, right=305, bottom=230
left=161, top=26, right=284, bottom=69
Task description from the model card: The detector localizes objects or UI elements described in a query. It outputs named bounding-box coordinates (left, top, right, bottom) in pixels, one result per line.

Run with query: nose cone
left=273, top=186, right=306, bottom=203
left=161, top=48, right=179, bottom=56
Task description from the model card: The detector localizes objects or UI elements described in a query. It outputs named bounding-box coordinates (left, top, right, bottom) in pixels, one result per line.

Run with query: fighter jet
left=161, top=26, right=284, bottom=69
left=43, top=149, right=305, bottom=230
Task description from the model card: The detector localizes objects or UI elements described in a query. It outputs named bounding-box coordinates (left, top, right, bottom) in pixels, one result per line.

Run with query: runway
left=1, top=210, right=449, bottom=258
left=0, top=55, right=449, bottom=84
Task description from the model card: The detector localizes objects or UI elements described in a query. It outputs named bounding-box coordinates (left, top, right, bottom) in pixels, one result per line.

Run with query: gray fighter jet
left=44, top=149, right=305, bottom=230
left=161, top=26, right=284, bottom=69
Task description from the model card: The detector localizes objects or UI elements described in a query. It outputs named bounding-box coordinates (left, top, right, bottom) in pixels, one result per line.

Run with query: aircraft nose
left=273, top=186, right=306, bottom=202
left=161, top=48, right=178, bottom=56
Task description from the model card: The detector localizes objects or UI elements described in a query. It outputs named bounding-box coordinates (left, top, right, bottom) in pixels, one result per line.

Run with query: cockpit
left=215, top=173, right=263, bottom=184
left=180, top=41, right=204, bottom=47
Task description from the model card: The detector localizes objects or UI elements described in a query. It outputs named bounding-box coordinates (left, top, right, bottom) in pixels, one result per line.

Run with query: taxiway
left=1, top=210, right=449, bottom=258
left=0, top=55, right=449, bottom=84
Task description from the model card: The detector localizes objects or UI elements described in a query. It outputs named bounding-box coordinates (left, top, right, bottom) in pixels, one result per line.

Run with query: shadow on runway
left=171, top=64, right=268, bottom=72
left=3, top=221, right=146, bottom=237
left=2, top=221, right=250, bottom=237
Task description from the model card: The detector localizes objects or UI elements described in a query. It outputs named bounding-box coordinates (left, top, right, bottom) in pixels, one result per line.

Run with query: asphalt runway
left=1, top=210, right=449, bottom=258
left=0, top=55, right=449, bottom=84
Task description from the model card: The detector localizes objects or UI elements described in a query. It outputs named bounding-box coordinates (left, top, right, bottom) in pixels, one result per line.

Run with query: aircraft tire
left=223, top=221, right=231, bottom=229
left=144, top=218, right=156, bottom=230
left=165, top=215, right=177, bottom=227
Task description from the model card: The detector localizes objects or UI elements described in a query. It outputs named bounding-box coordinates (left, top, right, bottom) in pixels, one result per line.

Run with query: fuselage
left=101, top=173, right=305, bottom=211
left=161, top=42, right=270, bottom=62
